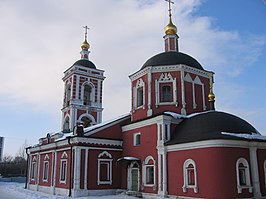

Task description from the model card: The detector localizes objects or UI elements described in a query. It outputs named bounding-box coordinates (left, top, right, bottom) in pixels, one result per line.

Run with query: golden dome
left=208, top=91, right=215, bottom=102
left=165, top=17, right=177, bottom=35
left=81, top=39, right=90, bottom=50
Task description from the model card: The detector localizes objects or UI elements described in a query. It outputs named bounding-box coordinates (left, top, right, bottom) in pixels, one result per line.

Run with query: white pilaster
left=73, top=147, right=81, bottom=190
left=75, top=75, right=80, bottom=100
left=53, top=151, right=57, bottom=194
left=249, top=147, right=261, bottom=198
left=181, top=68, right=186, bottom=114
left=37, top=153, right=40, bottom=190
left=162, top=151, right=167, bottom=196
left=147, top=68, right=152, bottom=116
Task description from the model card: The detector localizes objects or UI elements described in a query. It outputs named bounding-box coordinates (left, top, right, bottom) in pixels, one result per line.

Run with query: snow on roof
left=164, top=110, right=214, bottom=119
left=117, top=156, right=140, bottom=161
left=83, top=113, right=130, bottom=135
left=221, top=132, right=266, bottom=140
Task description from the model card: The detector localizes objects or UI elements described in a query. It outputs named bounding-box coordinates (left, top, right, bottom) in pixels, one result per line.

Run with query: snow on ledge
left=221, top=132, right=266, bottom=140
left=164, top=110, right=214, bottom=119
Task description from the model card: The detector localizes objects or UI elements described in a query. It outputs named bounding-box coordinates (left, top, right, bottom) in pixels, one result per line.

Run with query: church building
left=26, top=3, right=266, bottom=199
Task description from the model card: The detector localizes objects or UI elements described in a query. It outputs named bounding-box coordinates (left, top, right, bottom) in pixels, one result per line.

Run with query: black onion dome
left=166, top=111, right=259, bottom=145
left=141, top=51, right=203, bottom=70
left=73, top=59, right=96, bottom=69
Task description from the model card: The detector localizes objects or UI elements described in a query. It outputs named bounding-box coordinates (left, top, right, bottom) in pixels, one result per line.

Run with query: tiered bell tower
left=61, top=26, right=105, bottom=132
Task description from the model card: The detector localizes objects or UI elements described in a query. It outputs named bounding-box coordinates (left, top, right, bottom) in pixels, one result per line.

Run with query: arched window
left=63, top=116, right=70, bottom=132
left=183, top=159, right=198, bottom=193
left=42, top=155, right=49, bottom=182
left=60, top=152, right=68, bottom=183
left=161, top=85, right=172, bottom=102
left=97, top=151, right=113, bottom=185
left=134, top=78, right=145, bottom=109
left=83, top=84, right=93, bottom=105
left=65, top=84, right=71, bottom=106
left=143, top=156, right=155, bottom=186
left=236, top=158, right=252, bottom=193
left=31, top=157, right=37, bottom=181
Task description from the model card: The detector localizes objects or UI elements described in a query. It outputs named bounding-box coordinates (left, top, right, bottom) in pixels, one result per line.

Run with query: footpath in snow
left=0, top=182, right=136, bottom=199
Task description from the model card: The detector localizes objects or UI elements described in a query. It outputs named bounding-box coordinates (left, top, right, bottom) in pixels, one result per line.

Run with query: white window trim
left=236, top=158, right=252, bottom=193
left=143, top=156, right=156, bottom=187
left=133, top=132, right=141, bottom=146
left=31, top=161, right=37, bottom=181
left=60, top=159, right=67, bottom=184
left=133, top=78, right=145, bottom=110
left=42, top=161, right=49, bottom=182
left=183, top=159, right=198, bottom=193
left=81, top=81, right=95, bottom=103
left=97, top=151, right=113, bottom=185
left=155, top=73, right=177, bottom=107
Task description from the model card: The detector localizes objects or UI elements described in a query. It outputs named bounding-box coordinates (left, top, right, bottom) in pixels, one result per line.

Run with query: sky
left=0, top=0, right=265, bottom=156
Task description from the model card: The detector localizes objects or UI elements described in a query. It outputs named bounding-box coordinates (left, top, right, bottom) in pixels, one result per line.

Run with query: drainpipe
left=24, top=147, right=31, bottom=189
left=67, top=136, right=73, bottom=197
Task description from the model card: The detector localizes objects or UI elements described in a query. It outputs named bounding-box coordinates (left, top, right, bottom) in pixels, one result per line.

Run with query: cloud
left=0, top=0, right=265, bottom=124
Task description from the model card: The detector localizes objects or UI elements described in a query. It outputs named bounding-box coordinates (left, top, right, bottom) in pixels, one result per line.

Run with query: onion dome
left=165, top=17, right=177, bottom=35
left=141, top=51, right=203, bottom=70
left=81, top=39, right=90, bottom=50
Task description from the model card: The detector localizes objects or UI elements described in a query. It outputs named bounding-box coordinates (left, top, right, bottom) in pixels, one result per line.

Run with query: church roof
left=72, top=59, right=96, bottom=69
left=166, top=111, right=260, bottom=145
left=141, top=51, right=203, bottom=70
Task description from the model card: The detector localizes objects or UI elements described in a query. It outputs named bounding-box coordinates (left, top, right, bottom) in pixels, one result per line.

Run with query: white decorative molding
left=236, top=158, right=252, bottom=193
left=97, top=151, right=113, bottom=185
left=133, top=78, right=145, bottom=110
left=143, top=156, right=156, bottom=187
left=182, top=159, right=198, bottom=193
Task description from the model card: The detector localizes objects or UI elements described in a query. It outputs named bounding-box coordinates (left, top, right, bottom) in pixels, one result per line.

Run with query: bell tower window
left=83, top=84, right=92, bottom=105
left=65, top=84, right=71, bottom=106
left=63, top=116, right=70, bottom=132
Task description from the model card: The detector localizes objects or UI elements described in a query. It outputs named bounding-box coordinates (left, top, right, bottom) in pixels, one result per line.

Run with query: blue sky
left=0, top=0, right=265, bottom=156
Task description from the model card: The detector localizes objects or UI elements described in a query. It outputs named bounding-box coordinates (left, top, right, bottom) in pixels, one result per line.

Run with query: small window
left=31, top=162, right=37, bottom=180
left=43, top=161, right=49, bottom=182
left=137, top=88, right=144, bottom=107
left=236, top=158, right=252, bottom=193
left=183, top=159, right=198, bottom=193
left=134, top=133, right=141, bottom=146
left=97, top=151, right=113, bottom=185
left=60, top=160, right=67, bottom=183
left=161, top=85, right=172, bottom=102
left=144, top=156, right=155, bottom=186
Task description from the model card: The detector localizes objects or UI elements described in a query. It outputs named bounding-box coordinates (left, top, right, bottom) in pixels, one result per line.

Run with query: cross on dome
left=81, top=26, right=90, bottom=50
left=165, top=0, right=174, bottom=18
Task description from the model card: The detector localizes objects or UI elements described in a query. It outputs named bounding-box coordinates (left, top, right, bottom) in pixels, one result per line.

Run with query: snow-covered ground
left=0, top=182, right=137, bottom=199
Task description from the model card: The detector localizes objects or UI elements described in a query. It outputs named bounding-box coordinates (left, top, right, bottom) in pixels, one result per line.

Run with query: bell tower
left=61, top=26, right=105, bottom=132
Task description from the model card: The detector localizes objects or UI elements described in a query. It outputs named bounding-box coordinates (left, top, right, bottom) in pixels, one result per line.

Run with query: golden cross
left=83, top=26, right=90, bottom=40
left=165, top=0, right=174, bottom=17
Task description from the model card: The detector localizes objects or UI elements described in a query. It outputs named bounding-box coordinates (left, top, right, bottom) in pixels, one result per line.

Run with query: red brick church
left=26, top=3, right=266, bottom=199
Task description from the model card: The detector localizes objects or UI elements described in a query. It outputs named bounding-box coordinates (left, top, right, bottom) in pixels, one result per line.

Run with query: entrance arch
left=128, top=161, right=140, bottom=191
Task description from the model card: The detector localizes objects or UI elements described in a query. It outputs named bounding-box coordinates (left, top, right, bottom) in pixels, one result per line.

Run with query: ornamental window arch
left=236, top=158, right=252, bottom=193
left=143, top=155, right=156, bottom=186
left=60, top=152, right=68, bottom=183
left=155, top=73, right=177, bottom=107
left=133, top=78, right=145, bottom=109
left=183, top=158, right=198, bottom=193
left=97, top=151, right=113, bottom=185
